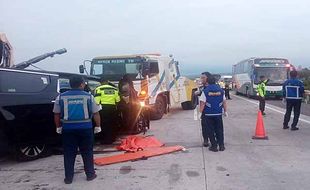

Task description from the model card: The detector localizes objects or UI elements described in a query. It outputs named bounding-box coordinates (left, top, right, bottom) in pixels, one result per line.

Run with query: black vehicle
left=0, top=68, right=101, bottom=161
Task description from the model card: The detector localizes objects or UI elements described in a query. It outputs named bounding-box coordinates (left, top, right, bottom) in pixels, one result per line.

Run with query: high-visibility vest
left=94, top=84, right=120, bottom=105
left=203, top=84, right=224, bottom=116
left=59, top=89, right=93, bottom=129
left=257, top=80, right=267, bottom=97
left=283, top=78, right=304, bottom=99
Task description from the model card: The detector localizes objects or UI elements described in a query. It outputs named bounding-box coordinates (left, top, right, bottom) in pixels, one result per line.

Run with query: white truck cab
left=80, top=54, right=198, bottom=119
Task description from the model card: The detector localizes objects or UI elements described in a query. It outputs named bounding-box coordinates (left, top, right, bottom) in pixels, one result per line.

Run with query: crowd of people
left=52, top=70, right=305, bottom=184
left=197, top=70, right=304, bottom=152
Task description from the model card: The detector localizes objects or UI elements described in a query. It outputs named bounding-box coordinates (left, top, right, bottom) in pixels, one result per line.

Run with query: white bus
left=232, top=58, right=294, bottom=98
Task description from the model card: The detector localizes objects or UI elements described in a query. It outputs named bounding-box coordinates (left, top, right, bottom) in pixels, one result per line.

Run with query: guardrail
left=304, top=90, right=310, bottom=104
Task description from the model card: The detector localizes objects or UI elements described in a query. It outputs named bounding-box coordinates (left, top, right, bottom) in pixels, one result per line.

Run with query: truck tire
left=150, top=96, right=166, bottom=120
left=15, top=142, right=50, bottom=161
left=181, top=91, right=197, bottom=110
left=0, top=129, right=9, bottom=157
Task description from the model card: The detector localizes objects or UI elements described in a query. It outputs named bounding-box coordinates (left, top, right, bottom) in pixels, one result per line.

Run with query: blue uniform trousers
left=62, top=128, right=95, bottom=180
left=283, top=99, right=302, bottom=128
left=204, top=116, right=224, bottom=147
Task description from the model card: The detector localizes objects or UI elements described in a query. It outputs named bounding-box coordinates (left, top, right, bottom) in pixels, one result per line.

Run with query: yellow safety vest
left=257, top=80, right=268, bottom=97
left=94, top=84, right=120, bottom=105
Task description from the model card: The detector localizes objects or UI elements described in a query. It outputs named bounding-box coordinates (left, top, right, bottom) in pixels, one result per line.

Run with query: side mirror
left=149, top=62, right=159, bottom=76
left=142, top=62, right=159, bottom=77
left=142, top=63, right=150, bottom=77
left=79, top=65, right=85, bottom=74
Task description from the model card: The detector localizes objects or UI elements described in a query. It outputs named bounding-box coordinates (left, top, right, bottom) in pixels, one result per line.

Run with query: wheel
left=246, top=91, right=251, bottom=98
left=15, top=143, right=49, bottom=161
left=181, top=102, right=190, bottom=110
left=150, top=96, right=166, bottom=120
left=182, top=91, right=197, bottom=110
left=0, top=129, right=9, bottom=157
left=275, top=96, right=282, bottom=100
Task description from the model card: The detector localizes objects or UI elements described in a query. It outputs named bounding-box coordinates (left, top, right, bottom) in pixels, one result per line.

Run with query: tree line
left=299, top=68, right=310, bottom=90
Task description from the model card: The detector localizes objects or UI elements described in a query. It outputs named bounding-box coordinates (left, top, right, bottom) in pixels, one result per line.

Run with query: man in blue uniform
left=53, top=76, right=102, bottom=184
left=283, top=70, right=304, bottom=130
left=200, top=76, right=228, bottom=152
left=195, top=71, right=212, bottom=147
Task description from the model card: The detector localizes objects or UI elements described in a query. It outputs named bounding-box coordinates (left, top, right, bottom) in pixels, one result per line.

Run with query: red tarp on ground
left=94, top=145, right=184, bottom=166
left=116, top=135, right=164, bottom=152
left=94, top=135, right=184, bottom=166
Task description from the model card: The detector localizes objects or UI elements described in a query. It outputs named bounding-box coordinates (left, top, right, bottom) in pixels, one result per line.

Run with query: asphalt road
left=267, top=99, right=310, bottom=117
left=1, top=96, right=310, bottom=190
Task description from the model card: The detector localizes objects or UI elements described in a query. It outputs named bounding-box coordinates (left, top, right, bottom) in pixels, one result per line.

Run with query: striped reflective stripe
left=61, top=95, right=91, bottom=120
left=205, top=113, right=222, bottom=116
left=83, top=97, right=89, bottom=119
left=61, top=119, right=92, bottom=123
left=286, top=86, right=302, bottom=99
left=63, top=98, right=69, bottom=120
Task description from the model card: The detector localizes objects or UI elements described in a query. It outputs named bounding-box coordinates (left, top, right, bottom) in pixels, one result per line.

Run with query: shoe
left=208, top=146, right=218, bottom=152
left=203, top=141, right=209, bottom=147
left=87, top=174, right=97, bottom=181
left=283, top=126, right=289, bottom=129
left=291, top=127, right=299, bottom=131
left=219, top=145, right=225, bottom=151
left=64, top=178, right=73, bottom=184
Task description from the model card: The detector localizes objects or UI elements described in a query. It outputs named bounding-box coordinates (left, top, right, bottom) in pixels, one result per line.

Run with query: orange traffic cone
left=252, top=111, right=268, bottom=140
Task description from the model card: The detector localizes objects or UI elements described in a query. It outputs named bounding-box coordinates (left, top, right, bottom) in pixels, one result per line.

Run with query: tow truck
left=79, top=54, right=198, bottom=120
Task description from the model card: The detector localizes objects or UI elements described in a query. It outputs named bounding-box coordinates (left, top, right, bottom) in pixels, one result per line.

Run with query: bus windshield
left=254, top=67, right=288, bottom=85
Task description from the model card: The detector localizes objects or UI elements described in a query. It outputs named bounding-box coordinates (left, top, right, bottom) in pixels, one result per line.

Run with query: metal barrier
left=304, top=90, right=310, bottom=104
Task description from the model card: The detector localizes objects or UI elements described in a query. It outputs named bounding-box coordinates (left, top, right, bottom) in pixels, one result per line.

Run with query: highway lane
left=1, top=95, right=310, bottom=190
left=267, top=99, right=310, bottom=117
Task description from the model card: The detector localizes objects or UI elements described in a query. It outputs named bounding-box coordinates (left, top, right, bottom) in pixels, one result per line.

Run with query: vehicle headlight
left=139, top=101, right=145, bottom=107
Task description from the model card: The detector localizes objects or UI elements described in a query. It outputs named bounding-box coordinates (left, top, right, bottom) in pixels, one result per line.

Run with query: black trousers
left=258, top=96, right=265, bottom=113
left=283, top=99, right=302, bottom=128
left=224, top=89, right=231, bottom=99
left=100, top=105, right=119, bottom=144
left=119, top=101, right=139, bottom=133
left=201, top=115, right=209, bottom=143
left=204, top=116, right=224, bottom=147
left=62, top=129, right=95, bottom=180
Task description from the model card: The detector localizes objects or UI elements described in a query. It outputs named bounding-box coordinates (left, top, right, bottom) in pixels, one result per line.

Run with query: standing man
left=283, top=70, right=304, bottom=130
left=94, top=77, right=121, bottom=144
left=53, top=76, right=102, bottom=184
left=224, top=83, right=231, bottom=100
left=257, top=76, right=268, bottom=115
left=118, top=74, right=139, bottom=133
left=200, top=76, right=228, bottom=152
left=195, top=72, right=212, bottom=147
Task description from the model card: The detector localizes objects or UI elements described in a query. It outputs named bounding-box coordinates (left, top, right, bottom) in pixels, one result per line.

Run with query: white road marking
left=232, top=94, right=310, bottom=125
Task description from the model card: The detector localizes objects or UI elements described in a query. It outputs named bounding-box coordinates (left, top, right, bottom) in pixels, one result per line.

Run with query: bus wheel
left=246, top=91, right=251, bottom=98
left=150, top=96, right=166, bottom=120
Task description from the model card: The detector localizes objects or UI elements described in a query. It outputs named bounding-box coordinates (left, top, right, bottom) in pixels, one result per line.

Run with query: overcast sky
left=1, top=0, right=310, bottom=74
